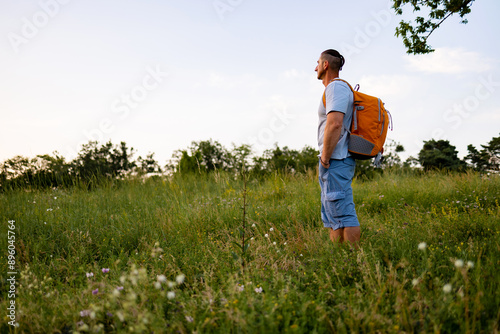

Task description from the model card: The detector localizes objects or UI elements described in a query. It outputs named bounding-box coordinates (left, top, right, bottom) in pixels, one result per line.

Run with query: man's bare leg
left=329, top=228, right=344, bottom=243
left=330, top=227, right=360, bottom=247
left=343, top=226, right=360, bottom=248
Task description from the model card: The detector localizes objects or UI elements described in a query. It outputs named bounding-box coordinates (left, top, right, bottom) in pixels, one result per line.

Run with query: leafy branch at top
left=393, top=0, right=475, bottom=54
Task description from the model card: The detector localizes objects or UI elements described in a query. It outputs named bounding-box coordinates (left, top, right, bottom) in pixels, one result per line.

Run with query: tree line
left=1, top=133, right=498, bottom=191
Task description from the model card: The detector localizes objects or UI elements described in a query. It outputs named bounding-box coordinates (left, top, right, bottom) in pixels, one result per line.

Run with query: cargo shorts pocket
left=325, top=190, right=346, bottom=219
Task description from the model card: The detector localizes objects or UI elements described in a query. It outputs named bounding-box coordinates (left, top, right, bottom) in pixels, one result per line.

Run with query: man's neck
left=322, top=71, right=340, bottom=87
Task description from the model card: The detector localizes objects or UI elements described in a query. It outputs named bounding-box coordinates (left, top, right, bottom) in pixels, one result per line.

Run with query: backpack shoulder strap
left=322, top=78, right=355, bottom=107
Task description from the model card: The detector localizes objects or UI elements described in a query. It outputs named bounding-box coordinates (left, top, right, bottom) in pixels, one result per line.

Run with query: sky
left=1, top=0, right=499, bottom=167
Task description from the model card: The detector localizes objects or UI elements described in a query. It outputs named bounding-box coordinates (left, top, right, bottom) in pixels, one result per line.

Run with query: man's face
left=315, top=57, right=326, bottom=80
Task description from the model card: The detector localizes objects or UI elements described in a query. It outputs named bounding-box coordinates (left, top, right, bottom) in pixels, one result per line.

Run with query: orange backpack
left=323, top=78, right=392, bottom=162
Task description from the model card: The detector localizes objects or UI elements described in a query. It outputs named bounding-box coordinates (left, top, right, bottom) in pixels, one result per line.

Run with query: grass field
left=1, top=169, right=499, bottom=333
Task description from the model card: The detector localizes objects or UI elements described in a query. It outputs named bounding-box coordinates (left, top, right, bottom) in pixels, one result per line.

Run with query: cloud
left=406, top=47, right=496, bottom=74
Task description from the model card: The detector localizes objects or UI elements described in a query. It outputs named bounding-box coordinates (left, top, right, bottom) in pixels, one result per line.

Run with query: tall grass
left=0, top=169, right=499, bottom=333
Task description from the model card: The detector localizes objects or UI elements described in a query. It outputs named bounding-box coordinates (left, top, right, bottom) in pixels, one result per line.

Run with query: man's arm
left=321, top=111, right=344, bottom=167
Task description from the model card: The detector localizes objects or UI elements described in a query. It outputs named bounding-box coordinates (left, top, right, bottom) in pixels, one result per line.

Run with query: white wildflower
left=418, top=242, right=427, bottom=250
left=467, top=261, right=474, bottom=268
left=167, top=291, right=176, bottom=299
left=443, top=284, right=452, bottom=293
left=454, top=259, right=464, bottom=268
left=176, top=274, right=185, bottom=285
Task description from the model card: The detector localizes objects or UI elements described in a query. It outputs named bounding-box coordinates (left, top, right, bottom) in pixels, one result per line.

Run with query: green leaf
left=231, top=241, right=242, bottom=251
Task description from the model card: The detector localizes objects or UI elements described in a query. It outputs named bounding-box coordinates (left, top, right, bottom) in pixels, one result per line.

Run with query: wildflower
left=467, top=261, right=474, bottom=268
left=92, top=288, right=99, bottom=295
left=300, top=254, right=303, bottom=257
left=412, top=279, right=419, bottom=286
left=116, top=286, right=124, bottom=291
left=273, top=242, right=276, bottom=245
left=167, top=291, right=176, bottom=299
left=443, top=284, right=452, bottom=293
left=106, top=312, right=113, bottom=317
left=270, top=227, right=274, bottom=232
left=254, top=287, right=263, bottom=293
left=185, top=316, right=194, bottom=323
left=176, top=274, right=185, bottom=285
left=238, top=285, right=244, bottom=292
left=252, top=223, right=256, bottom=227
left=116, top=311, right=125, bottom=322
left=44, top=222, right=47, bottom=225
left=86, top=272, right=94, bottom=278
left=284, top=242, right=287, bottom=245
left=418, top=242, right=427, bottom=250
left=167, top=281, right=175, bottom=288
left=265, top=234, right=269, bottom=238
left=250, top=237, right=254, bottom=240
left=454, top=259, right=464, bottom=268
left=77, top=323, right=89, bottom=331
left=102, top=268, right=110, bottom=273
left=154, top=282, right=162, bottom=290
left=157, top=275, right=167, bottom=283
left=80, top=310, right=91, bottom=317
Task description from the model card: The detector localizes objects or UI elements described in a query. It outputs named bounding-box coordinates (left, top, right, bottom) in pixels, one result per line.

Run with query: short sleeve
left=325, top=81, right=351, bottom=115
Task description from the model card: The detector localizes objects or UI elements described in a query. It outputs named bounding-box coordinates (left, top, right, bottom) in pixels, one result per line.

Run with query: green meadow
left=0, top=170, right=499, bottom=333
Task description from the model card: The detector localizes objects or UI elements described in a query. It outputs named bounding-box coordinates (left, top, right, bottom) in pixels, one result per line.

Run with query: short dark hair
left=321, top=49, right=345, bottom=71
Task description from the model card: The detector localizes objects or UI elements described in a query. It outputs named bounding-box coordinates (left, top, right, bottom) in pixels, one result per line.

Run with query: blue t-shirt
left=317, top=80, right=354, bottom=160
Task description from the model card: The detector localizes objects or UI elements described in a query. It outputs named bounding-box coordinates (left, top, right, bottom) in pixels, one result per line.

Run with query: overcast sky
left=1, top=0, right=499, bottom=165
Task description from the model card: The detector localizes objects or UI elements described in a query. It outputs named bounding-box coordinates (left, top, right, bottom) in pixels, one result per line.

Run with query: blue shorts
left=319, top=157, right=359, bottom=230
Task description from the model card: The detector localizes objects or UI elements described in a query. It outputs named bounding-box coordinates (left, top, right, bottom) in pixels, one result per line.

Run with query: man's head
left=315, top=49, right=345, bottom=80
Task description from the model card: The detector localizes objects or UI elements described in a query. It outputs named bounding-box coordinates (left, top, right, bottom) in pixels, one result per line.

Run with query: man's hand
left=320, top=158, right=330, bottom=168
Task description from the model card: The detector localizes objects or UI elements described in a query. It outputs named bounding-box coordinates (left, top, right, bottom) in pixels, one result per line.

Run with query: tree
left=72, top=141, right=136, bottom=180
left=382, top=140, right=405, bottom=168
left=418, top=139, right=465, bottom=170
left=393, top=0, right=475, bottom=54
left=465, top=144, right=489, bottom=171
left=136, top=153, right=162, bottom=174
left=465, top=133, right=500, bottom=171
left=296, top=146, right=320, bottom=173
left=168, top=139, right=233, bottom=174
left=482, top=134, right=500, bottom=171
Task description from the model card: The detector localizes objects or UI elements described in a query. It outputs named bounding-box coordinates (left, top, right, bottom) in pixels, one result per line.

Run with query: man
left=315, top=49, right=360, bottom=246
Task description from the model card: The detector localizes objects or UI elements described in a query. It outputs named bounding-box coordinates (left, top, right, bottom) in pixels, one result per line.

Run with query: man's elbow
left=327, top=121, right=343, bottom=131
